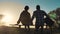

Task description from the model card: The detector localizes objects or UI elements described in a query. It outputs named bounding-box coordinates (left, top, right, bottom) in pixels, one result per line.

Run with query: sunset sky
left=0, top=0, right=60, bottom=26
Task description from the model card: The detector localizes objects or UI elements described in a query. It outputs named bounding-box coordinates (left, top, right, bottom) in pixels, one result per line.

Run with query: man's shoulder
left=33, top=10, right=37, bottom=13
left=40, top=10, right=46, bottom=13
left=41, top=10, right=45, bottom=12
left=33, top=10, right=45, bottom=13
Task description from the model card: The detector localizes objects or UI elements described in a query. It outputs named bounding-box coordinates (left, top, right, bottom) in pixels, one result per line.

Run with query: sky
left=0, top=0, right=60, bottom=13
left=0, top=0, right=60, bottom=26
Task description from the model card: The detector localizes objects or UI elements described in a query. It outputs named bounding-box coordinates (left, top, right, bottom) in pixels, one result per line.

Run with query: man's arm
left=43, top=11, right=49, bottom=18
left=32, top=12, right=35, bottom=21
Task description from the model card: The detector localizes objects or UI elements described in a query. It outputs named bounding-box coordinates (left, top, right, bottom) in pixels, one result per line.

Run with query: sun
left=1, top=12, right=13, bottom=26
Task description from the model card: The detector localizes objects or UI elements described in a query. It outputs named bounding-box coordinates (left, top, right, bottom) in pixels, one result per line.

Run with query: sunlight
left=1, top=11, right=13, bottom=26
left=2, top=15, right=12, bottom=22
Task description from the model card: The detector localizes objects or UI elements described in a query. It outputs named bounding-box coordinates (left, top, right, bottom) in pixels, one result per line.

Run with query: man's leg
left=35, top=24, right=40, bottom=31
left=40, top=25, right=44, bottom=34
left=34, top=24, right=40, bottom=34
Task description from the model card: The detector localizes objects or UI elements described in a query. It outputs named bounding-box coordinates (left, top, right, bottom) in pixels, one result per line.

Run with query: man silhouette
left=16, top=6, right=32, bottom=30
left=32, top=5, right=48, bottom=33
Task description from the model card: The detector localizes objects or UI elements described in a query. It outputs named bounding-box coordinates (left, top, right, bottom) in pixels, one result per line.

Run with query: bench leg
left=19, top=25, right=21, bottom=28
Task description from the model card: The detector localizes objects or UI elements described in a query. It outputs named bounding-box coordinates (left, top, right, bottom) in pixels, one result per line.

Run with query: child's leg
left=27, top=25, right=30, bottom=31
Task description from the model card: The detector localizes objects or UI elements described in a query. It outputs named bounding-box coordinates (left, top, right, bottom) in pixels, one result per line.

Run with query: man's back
left=33, top=10, right=46, bottom=23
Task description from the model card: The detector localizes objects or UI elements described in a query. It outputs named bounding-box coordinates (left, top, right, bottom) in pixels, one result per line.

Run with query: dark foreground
left=0, top=26, right=60, bottom=34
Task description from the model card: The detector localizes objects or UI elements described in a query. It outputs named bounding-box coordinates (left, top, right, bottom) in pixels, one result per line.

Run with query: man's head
left=24, top=6, right=29, bottom=11
left=36, top=5, right=40, bottom=10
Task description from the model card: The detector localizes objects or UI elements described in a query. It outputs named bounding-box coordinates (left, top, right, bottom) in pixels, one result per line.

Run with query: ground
left=0, top=26, right=60, bottom=34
